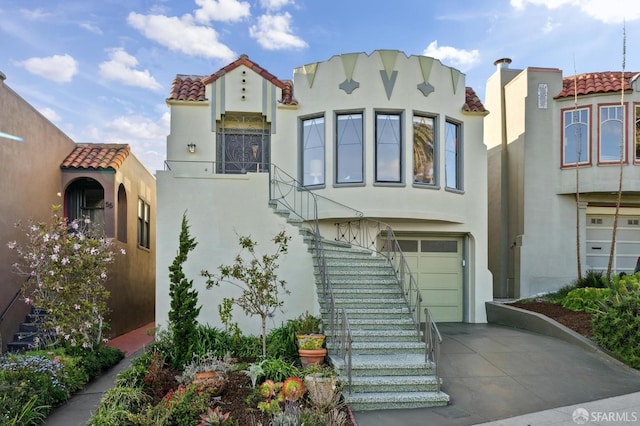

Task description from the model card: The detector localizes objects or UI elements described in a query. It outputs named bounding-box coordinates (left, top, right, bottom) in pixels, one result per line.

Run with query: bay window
left=336, top=113, right=364, bottom=184
left=375, top=112, right=402, bottom=183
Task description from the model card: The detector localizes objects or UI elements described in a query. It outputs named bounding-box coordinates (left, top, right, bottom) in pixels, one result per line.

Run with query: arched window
left=117, top=184, right=127, bottom=243
left=65, top=178, right=105, bottom=234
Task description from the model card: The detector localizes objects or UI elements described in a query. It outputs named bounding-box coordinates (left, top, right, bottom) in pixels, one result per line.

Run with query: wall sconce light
left=187, top=143, right=196, bottom=153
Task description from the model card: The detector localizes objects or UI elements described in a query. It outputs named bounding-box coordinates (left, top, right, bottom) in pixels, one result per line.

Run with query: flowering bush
left=8, top=206, right=124, bottom=349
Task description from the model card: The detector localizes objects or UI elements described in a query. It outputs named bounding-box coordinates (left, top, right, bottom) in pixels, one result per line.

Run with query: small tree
left=202, top=231, right=291, bottom=357
left=7, top=206, right=121, bottom=349
left=168, top=213, right=201, bottom=369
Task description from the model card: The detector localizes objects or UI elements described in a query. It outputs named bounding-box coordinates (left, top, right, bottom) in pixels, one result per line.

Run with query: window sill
left=445, top=187, right=465, bottom=195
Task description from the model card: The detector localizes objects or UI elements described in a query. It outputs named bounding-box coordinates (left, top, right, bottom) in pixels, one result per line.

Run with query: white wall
left=155, top=171, right=317, bottom=336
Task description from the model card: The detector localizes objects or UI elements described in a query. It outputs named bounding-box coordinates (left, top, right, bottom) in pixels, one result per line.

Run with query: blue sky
left=1, top=0, right=639, bottom=173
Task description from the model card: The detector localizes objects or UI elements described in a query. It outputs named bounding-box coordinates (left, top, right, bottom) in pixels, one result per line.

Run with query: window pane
left=376, top=113, right=401, bottom=182
left=563, top=109, right=589, bottom=164
left=635, top=105, right=640, bottom=161
left=600, top=106, right=624, bottom=162
left=302, top=117, right=325, bottom=186
left=336, top=113, right=363, bottom=183
left=413, top=115, right=435, bottom=184
left=445, top=121, right=461, bottom=189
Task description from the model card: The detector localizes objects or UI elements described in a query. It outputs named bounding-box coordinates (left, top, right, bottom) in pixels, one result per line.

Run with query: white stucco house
left=156, top=50, right=493, bottom=339
left=485, top=58, right=640, bottom=299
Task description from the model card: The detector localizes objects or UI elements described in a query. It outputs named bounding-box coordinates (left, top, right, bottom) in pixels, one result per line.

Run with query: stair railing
left=424, top=306, right=442, bottom=392
left=269, top=164, right=357, bottom=384
left=335, top=219, right=439, bottom=340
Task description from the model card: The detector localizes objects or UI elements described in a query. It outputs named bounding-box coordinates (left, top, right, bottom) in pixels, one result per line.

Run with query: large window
left=599, top=105, right=625, bottom=163
left=563, top=107, right=590, bottom=166
left=445, top=120, right=462, bottom=190
left=137, top=198, right=150, bottom=249
left=302, top=116, right=325, bottom=186
left=336, top=113, right=364, bottom=184
left=413, top=115, right=436, bottom=185
left=635, top=105, right=640, bottom=162
left=375, top=112, right=401, bottom=183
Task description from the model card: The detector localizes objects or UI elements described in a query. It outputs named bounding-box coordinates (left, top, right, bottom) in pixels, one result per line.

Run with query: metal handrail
left=0, top=288, right=23, bottom=325
left=268, top=164, right=355, bottom=388
left=335, top=219, right=427, bottom=333
left=424, top=307, right=442, bottom=392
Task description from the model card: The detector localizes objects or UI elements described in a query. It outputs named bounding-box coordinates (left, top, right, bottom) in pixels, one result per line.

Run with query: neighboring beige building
left=0, top=73, right=156, bottom=351
left=485, top=58, right=640, bottom=298
left=157, top=50, right=494, bottom=337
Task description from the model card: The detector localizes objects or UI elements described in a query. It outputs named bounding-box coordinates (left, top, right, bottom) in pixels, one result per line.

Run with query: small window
left=538, top=83, right=548, bottom=109
left=301, top=116, right=325, bottom=186
left=599, top=105, right=625, bottom=163
left=137, top=198, right=150, bottom=249
left=562, top=107, right=590, bottom=166
left=375, top=112, right=402, bottom=183
left=336, top=113, right=363, bottom=184
left=445, top=120, right=462, bottom=190
left=397, top=240, right=419, bottom=252
left=635, top=105, right=640, bottom=162
left=421, top=240, right=457, bottom=253
left=413, top=115, right=436, bottom=185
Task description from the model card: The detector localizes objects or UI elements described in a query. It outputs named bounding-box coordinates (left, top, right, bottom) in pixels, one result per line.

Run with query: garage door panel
left=422, top=289, right=461, bottom=305
left=418, top=273, right=459, bottom=290
left=587, top=213, right=640, bottom=274
left=418, top=257, right=459, bottom=272
left=428, top=306, right=462, bottom=322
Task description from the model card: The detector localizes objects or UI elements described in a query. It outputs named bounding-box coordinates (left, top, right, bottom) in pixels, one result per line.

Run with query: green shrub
left=134, top=383, right=219, bottom=426
left=266, top=321, right=298, bottom=361
left=561, top=287, right=612, bottom=312
left=193, top=324, right=261, bottom=360
left=259, top=357, right=302, bottom=383
left=592, top=292, right=640, bottom=368
left=89, top=386, right=151, bottom=426
left=609, top=273, right=640, bottom=296
left=70, top=345, right=125, bottom=378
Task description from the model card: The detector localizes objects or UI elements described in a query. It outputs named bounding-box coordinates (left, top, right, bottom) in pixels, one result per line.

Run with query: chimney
left=494, top=58, right=512, bottom=70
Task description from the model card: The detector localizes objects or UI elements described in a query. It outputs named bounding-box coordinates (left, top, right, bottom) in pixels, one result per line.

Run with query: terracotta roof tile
left=168, top=75, right=207, bottom=102
left=556, top=71, right=639, bottom=99
left=61, top=143, right=130, bottom=171
left=463, top=87, right=487, bottom=113
left=167, top=54, right=296, bottom=104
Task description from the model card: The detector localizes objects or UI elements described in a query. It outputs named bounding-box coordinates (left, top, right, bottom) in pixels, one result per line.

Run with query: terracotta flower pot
left=193, top=370, right=227, bottom=396
left=298, top=348, right=327, bottom=367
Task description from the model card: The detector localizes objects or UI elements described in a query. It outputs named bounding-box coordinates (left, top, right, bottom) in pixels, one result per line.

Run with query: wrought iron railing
left=268, top=164, right=358, bottom=390
left=424, top=307, right=442, bottom=392
left=335, top=218, right=442, bottom=370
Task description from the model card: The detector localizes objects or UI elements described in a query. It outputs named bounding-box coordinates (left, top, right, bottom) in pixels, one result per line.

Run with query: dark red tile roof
left=464, top=87, right=487, bottom=113
left=168, top=75, right=207, bottom=102
left=167, top=54, right=293, bottom=103
left=61, top=144, right=130, bottom=170
left=556, top=71, right=639, bottom=99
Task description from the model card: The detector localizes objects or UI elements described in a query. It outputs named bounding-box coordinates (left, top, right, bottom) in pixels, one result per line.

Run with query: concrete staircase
left=306, top=235, right=450, bottom=411
left=6, top=307, right=47, bottom=353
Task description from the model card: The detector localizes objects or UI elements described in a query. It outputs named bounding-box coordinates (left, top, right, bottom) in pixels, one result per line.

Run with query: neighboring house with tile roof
left=157, top=50, right=493, bottom=336
left=485, top=59, right=640, bottom=298
left=0, top=74, right=155, bottom=351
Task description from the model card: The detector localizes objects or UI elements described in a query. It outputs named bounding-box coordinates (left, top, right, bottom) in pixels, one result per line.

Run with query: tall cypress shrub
left=168, top=213, right=201, bottom=369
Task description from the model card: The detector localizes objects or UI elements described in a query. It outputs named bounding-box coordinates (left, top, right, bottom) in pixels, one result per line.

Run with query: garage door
left=398, top=237, right=463, bottom=322
left=586, top=213, right=640, bottom=275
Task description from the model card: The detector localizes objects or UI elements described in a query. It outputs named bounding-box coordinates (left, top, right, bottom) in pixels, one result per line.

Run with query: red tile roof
left=556, top=71, right=639, bottom=99
left=61, top=144, right=130, bottom=170
left=464, top=87, right=487, bottom=113
left=167, top=54, right=293, bottom=103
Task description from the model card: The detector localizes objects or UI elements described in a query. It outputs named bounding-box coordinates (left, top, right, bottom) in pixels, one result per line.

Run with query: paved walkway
left=43, top=322, right=155, bottom=426
left=353, top=323, right=640, bottom=426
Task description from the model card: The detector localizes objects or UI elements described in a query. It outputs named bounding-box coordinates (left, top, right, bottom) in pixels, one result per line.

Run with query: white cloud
left=99, top=48, right=162, bottom=91
left=127, top=12, right=236, bottom=61
left=80, top=22, right=103, bottom=34
left=38, top=106, right=61, bottom=123
left=20, top=8, right=52, bottom=20
left=95, top=112, right=170, bottom=173
left=249, top=13, right=307, bottom=50
left=194, top=0, right=251, bottom=23
left=259, top=0, right=294, bottom=11
left=423, top=41, right=480, bottom=71
left=18, top=54, right=78, bottom=83
left=511, top=0, right=640, bottom=23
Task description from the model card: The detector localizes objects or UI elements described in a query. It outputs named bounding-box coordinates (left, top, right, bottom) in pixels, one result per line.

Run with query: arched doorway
left=117, top=183, right=127, bottom=243
left=65, top=177, right=105, bottom=234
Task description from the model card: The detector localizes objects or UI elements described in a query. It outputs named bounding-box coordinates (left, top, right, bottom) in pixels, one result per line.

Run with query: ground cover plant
left=510, top=270, right=640, bottom=369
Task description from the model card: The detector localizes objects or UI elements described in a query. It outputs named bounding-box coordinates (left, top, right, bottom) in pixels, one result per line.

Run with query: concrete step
left=344, top=391, right=450, bottom=411
left=321, top=307, right=411, bottom=319
left=331, top=353, right=434, bottom=376
left=329, top=340, right=425, bottom=355
left=328, top=287, right=403, bottom=299
left=330, top=298, right=407, bottom=309
left=345, top=375, right=441, bottom=393
left=350, top=329, right=419, bottom=342
left=346, top=318, right=417, bottom=330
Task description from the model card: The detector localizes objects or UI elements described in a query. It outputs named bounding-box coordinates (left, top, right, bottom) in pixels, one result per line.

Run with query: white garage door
left=586, top=213, right=640, bottom=275
left=398, top=237, right=463, bottom=322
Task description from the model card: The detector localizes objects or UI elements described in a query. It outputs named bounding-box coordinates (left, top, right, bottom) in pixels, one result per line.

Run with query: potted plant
left=177, top=351, right=231, bottom=396
left=303, top=364, right=339, bottom=408
left=292, top=312, right=326, bottom=366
